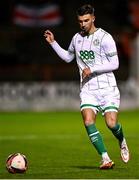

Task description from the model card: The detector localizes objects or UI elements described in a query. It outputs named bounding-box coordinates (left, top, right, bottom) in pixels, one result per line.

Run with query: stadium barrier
left=0, top=81, right=139, bottom=111
left=0, top=82, right=79, bottom=111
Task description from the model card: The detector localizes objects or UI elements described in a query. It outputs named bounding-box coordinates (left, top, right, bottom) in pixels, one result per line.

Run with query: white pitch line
left=0, top=134, right=80, bottom=140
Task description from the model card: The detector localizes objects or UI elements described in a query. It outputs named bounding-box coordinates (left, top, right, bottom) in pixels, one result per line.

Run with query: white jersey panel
left=70, top=28, right=119, bottom=90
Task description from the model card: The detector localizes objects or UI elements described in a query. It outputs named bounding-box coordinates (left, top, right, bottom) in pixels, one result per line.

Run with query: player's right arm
left=44, top=30, right=75, bottom=63
left=44, top=30, right=55, bottom=44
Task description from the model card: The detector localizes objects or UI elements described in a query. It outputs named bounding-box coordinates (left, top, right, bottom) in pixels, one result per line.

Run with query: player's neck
left=89, top=26, right=97, bottom=35
left=80, top=26, right=98, bottom=37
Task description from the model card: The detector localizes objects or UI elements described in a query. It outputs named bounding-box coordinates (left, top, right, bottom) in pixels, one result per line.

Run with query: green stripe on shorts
left=103, top=106, right=118, bottom=112
left=80, top=104, right=99, bottom=109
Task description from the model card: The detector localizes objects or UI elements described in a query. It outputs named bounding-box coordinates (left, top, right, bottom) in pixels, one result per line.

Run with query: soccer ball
left=6, top=153, right=28, bottom=174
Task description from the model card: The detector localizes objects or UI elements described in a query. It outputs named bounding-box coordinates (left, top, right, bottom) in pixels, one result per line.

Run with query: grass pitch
left=0, top=110, right=139, bottom=179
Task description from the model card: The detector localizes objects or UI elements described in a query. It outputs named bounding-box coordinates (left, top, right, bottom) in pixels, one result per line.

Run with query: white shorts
left=80, top=86, right=120, bottom=115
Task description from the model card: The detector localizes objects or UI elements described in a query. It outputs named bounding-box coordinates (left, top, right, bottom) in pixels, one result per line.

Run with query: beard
left=80, top=27, right=89, bottom=37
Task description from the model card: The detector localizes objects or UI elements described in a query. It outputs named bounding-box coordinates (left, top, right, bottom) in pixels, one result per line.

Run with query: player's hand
left=82, top=68, right=91, bottom=79
left=44, top=30, right=55, bottom=44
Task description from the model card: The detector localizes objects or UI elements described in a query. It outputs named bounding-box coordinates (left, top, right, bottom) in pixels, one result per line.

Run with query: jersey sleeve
left=90, top=34, right=119, bottom=74
left=50, top=37, right=75, bottom=63
left=102, top=34, right=118, bottom=58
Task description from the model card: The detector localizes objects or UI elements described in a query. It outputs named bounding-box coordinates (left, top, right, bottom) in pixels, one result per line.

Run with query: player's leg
left=81, top=108, right=114, bottom=169
left=104, top=111, right=130, bottom=163
left=104, top=111, right=124, bottom=142
left=80, top=86, right=114, bottom=169
left=101, top=87, right=129, bottom=163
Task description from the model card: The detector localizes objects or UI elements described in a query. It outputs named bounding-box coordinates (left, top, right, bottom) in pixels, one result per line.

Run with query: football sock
left=85, top=124, right=107, bottom=155
left=109, top=123, right=124, bottom=143
left=102, top=152, right=111, bottom=161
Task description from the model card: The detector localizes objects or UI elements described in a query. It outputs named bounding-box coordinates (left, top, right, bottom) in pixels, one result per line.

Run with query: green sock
left=85, top=124, right=107, bottom=155
left=109, top=123, right=124, bottom=143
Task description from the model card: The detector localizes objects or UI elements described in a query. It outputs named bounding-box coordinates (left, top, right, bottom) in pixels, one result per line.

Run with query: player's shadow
left=71, top=165, right=98, bottom=170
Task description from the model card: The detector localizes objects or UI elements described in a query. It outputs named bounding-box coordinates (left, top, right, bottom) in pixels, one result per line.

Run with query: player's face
left=78, top=14, right=95, bottom=33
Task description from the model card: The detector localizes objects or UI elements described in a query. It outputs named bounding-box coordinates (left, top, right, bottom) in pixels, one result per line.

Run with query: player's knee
left=106, top=117, right=117, bottom=129
left=84, top=118, right=94, bottom=126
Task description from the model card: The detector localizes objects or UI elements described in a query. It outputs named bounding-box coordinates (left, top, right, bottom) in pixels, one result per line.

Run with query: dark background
left=0, top=0, right=138, bottom=82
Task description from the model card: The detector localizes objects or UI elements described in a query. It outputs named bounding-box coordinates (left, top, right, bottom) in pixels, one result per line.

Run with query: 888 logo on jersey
left=79, top=50, right=95, bottom=64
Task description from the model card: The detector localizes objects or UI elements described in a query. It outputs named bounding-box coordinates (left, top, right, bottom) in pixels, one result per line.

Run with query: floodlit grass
left=0, top=110, right=139, bottom=179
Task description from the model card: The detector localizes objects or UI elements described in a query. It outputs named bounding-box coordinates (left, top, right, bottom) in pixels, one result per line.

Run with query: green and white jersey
left=50, top=28, right=119, bottom=90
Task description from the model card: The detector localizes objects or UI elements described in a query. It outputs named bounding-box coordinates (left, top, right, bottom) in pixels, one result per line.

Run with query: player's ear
left=92, top=16, right=95, bottom=22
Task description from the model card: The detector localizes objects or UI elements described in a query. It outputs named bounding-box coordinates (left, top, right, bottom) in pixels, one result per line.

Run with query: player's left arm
left=90, top=34, right=119, bottom=74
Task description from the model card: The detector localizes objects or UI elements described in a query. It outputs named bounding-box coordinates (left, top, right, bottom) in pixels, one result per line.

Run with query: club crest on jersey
left=93, top=39, right=100, bottom=46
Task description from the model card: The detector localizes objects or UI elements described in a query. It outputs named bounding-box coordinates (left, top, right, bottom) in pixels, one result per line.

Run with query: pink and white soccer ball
left=6, top=153, right=28, bottom=173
